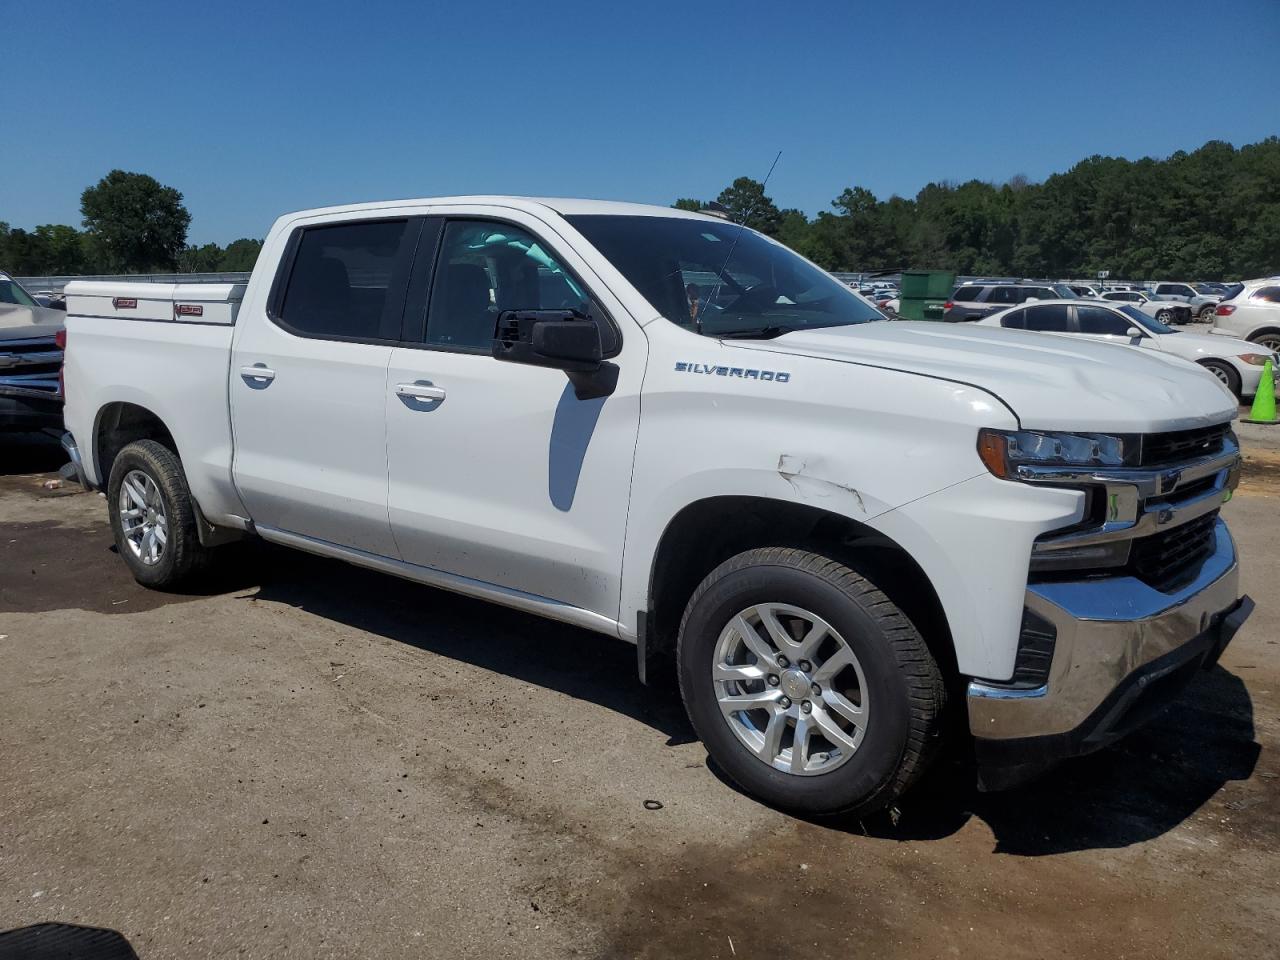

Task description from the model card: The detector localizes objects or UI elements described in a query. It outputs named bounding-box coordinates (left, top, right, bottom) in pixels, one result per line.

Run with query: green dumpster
left=897, top=270, right=956, bottom=321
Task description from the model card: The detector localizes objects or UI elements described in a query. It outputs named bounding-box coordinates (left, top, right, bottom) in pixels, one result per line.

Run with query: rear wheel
left=1251, top=332, right=1280, bottom=352
left=1199, top=359, right=1241, bottom=399
left=1198, top=304, right=1217, bottom=322
left=677, top=547, right=945, bottom=817
left=107, top=440, right=211, bottom=589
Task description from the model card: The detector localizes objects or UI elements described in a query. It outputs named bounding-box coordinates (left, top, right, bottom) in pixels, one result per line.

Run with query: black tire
left=107, top=439, right=211, bottom=589
left=1199, top=359, right=1241, bottom=399
left=1251, top=332, right=1280, bottom=353
left=677, top=547, right=945, bottom=817
left=1198, top=304, right=1217, bottom=322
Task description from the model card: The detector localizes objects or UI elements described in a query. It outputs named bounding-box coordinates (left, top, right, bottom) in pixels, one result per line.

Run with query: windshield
left=1120, top=303, right=1174, bottom=333
left=0, top=277, right=37, bottom=308
left=1051, top=284, right=1079, bottom=298
left=565, top=214, right=884, bottom=338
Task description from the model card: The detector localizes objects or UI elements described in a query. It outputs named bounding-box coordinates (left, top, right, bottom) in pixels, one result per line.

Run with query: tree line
left=1, top=170, right=262, bottom=276
left=678, top=138, right=1279, bottom=281
left=4, top=139, right=1276, bottom=281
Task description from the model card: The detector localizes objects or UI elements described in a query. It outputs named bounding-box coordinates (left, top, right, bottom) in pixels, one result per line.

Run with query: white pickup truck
left=61, top=197, right=1253, bottom=815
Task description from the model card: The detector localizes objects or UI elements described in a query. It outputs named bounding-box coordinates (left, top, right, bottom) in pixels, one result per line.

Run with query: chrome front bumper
left=968, top=519, right=1252, bottom=786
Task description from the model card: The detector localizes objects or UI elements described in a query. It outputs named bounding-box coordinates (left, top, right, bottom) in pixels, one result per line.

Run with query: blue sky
left=4, top=0, right=1277, bottom=245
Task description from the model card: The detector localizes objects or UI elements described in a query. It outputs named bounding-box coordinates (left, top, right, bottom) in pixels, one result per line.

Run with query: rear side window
left=987, top=286, right=1019, bottom=304
left=1077, top=305, right=1132, bottom=335
left=1000, top=309, right=1026, bottom=329
left=1251, top=286, right=1280, bottom=303
left=952, top=286, right=983, bottom=302
left=1023, top=304, right=1070, bottom=332
left=277, top=219, right=412, bottom=341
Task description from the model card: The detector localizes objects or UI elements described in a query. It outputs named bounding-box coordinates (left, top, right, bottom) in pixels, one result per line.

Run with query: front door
left=384, top=211, right=643, bottom=623
left=230, top=216, right=422, bottom=556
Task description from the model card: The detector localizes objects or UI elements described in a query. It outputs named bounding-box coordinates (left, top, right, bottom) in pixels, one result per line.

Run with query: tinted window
left=425, top=220, right=592, bottom=351
left=1022, top=287, right=1058, bottom=301
left=1000, top=309, right=1027, bottom=329
left=952, top=286, right=983, bottom=302
left=0, top=278, right=37, bottom=307
left=567, top=214, right=882, bottom=338
left=278, top=220, right=410, bottom=340
left=987, top=286, right=1020, bottom=304
left=1023, top=304, right=1071, bottom=331
left=1251, top=286, right=1280, bottom=304
left=1077, top=305, right=1134, bottom=335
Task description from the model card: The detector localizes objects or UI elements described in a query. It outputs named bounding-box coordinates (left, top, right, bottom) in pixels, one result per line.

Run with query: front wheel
left=1155, top=309, right=1174, bottom=324
left=107, top=439, right=211, bottom=589
left=677, top=548, right=945, bottom=817
left=1198, top=360, right=1241, bottom=399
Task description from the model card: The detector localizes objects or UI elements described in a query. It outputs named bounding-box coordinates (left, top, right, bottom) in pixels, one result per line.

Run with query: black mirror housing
left=493, top=310, right=602, bottom=372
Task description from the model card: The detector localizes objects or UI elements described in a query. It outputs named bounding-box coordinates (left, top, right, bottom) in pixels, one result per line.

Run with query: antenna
left=699, top=150, right=782, bottom=336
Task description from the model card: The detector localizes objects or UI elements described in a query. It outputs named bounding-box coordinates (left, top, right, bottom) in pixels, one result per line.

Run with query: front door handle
left=395, top=382, right=446, bottom=402
left=240, top=364, right=276, bottom=384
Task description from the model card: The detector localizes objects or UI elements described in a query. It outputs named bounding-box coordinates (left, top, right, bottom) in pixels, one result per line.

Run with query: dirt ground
left=1, top=429, right=1277, bottom=960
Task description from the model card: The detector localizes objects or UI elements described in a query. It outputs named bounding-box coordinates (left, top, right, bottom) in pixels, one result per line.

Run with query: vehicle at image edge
left=0, top=271, right=65, bottom=431
left=1147, top=281, right=1221, bottom=321
left=60, top=197, right=1253, bottom=817
left=943, top=282, right=1066, bottom=321
left=1099, top=289, right=1193, bottom=325
left=1209, top=281, right=1280, bottom=352
left=976, top=298, right=1277, bottom=399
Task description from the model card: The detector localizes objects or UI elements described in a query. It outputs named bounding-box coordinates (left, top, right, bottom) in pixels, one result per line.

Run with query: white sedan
left=977, top=298, right=1276, bottom=399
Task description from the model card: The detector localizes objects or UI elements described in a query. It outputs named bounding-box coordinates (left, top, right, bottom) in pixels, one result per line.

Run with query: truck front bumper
left=968, top=519, right=1253, bottom=790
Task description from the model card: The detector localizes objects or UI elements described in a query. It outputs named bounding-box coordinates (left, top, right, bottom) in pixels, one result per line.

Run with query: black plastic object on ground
left=0, top=923, right=139, bottom=960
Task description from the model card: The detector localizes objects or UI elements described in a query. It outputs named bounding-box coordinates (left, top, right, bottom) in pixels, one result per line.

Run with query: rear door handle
left=395, top=382, right=446, bottom=402
left=240, top=364, right=276, bottom=384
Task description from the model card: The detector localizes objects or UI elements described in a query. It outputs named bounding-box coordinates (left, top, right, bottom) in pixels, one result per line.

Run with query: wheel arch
left=1246, top=326, right=1280, bottom=344
left=639, top=495, right=957, bottom=689
left=93, top=401, right=179, bottom=486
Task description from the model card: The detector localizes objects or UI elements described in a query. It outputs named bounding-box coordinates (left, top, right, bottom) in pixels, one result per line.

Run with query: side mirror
left=493, top=309, right=618, bottom=400
left=1126, top=327, right=1144, bottom=339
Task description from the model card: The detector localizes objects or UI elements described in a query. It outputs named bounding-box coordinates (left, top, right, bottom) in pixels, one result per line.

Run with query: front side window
left=987, top=286, right=1020, bottom=304
left=566, top=214, right=882, bottom=339
left=424, top=220, right=594, bottom=352
left=1077, top=305, right=1133, bottom=335
left=1023, top=304, right=1071, bottom=332
left=0, top=277, right=37, bottom=307
left=1251, top=286, right=1280, bottom=304
left=278, top=219, right=411, bottom=340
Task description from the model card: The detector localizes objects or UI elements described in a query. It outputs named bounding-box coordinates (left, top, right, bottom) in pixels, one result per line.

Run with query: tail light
left=1215, top=304, right=1236, bottom=316
left=55, top=328, right=66, bottom=398
left=943, top=301, right=954, bottom=311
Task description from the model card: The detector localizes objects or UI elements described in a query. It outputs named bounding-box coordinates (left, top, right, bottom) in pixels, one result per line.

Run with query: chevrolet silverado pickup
left=61, top=197, right=1253, bottom=815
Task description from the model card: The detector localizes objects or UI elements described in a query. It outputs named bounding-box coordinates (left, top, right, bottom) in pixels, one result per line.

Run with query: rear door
left=230, top=215, right=423, bottom=556
left=383, top=207, right=644, bottom=622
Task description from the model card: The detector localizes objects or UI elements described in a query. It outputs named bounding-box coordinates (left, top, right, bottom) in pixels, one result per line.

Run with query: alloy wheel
left=118, top=469, right=168, bottom=566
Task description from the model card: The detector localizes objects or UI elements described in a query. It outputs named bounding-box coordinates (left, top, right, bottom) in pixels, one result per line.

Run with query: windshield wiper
left=717, top=325, right=792, bottom=340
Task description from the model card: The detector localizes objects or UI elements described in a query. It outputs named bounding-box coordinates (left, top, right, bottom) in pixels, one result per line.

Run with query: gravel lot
left=2, top=428, right=1277, bottom=959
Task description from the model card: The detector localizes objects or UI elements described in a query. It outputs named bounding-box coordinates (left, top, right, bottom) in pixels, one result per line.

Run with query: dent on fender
left=776, top=453, right=867, bottom=514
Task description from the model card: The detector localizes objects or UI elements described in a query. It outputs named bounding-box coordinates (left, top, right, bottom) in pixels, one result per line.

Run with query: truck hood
left=728, top=321, right=1238, bottom=432
left=0, top=303, right=63, bottom=341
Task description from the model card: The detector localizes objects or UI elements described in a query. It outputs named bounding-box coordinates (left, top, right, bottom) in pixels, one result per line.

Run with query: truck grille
left=1137, top=423, right=1230, bottom=467
left=1128, top=510, right=1219, bottom=591
left=0, top=336, right=62, bottom=394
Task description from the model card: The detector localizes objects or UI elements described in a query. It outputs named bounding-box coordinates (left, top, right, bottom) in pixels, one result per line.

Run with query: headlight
left=1237, top=353, right=1272, bottom=366
left=977, top=428, right=1129, bottom=479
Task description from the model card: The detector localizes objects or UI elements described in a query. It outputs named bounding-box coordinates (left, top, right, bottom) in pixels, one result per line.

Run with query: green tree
left=219, top=238, right=264, bottom=271
left=33, top=224, right=91, bottom=274
left=714, top=177, right=782, bottom=235
left=672, top=198, right=703, bottom=212
left=80, top=170, right=191, bottom=272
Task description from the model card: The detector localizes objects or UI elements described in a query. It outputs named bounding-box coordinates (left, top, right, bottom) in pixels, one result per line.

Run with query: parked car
left=978, top=298, right=1276, bottom=399
left=1067, top=284, right=1100, bottom=298
left=1099, top=289, right=1192, bottom=324
left=1148, top=282, right=1220, bottom=321
left=0, top=271, right=65, bottom=432
left=1210, top=281, right=1280, bottom=351
left=943, top=282, right=1063, bottom=320
left=880, top=296, right=900, bottom=317
left=61, top=196, right=1251, bottom=815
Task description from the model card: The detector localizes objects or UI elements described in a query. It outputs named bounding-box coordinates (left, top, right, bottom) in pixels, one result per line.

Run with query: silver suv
left=943, top=283, right=1065, bottom=321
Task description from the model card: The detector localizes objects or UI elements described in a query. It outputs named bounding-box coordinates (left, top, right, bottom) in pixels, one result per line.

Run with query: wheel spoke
left=713, top=662, right=765, bottom=684
left=756, top=605, right=796, bottom=652
left=153, top=523, right=167, bottom=546
left=731, top=614, right=778, bottom=666
left=718, top=690, right=780, bottom=718
left=761, top=709, right=786, bottom=761
left=123, top=478, right=148, bottom=509
left=810, top=704, right=861, bottom=752
left=789, top=712, right=811, bottom=773
left=821, top=689, right=865, bottom=728
left=794, top=620, right=829, bottom=660
left=811, top=645, right=855, bottom=685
